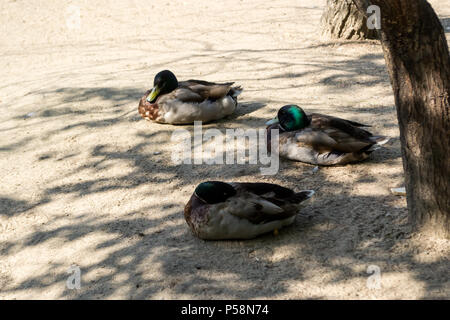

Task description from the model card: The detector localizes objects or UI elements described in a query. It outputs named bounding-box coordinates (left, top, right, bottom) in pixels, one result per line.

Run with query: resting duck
left=266, top=105, right=390, bottom=165
left=184, top=181, right=315, bottom=240
left=138, top=70, right=242, bottom=124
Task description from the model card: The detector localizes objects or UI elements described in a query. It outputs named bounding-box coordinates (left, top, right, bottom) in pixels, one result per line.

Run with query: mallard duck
left=138, top=70, right=242, bottom=124
left=184, top=181, right=315, bottom=240
left=266, top=105, right=390, bottom=165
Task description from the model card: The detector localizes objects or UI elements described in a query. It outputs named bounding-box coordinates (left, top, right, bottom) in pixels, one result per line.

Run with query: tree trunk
left=320, top=0, right=378, bottom=40
left=353, top=0, right=450, bottom=238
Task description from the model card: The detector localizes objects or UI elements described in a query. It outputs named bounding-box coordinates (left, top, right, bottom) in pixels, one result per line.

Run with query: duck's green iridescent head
left=194, top=181, right=237, bottom=204
left=146, top=70, right=179, bottom=103
left=276, top=105, right=309, bottom=131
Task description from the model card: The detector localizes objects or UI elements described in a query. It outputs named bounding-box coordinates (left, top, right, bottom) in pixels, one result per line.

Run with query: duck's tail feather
left=373, top=135, right=390, bottom=145
left=367, top=135, right=390, bottom=152
left=291, top=190, right=315, bottom=203
left=229, top=86, right=243, bottom=98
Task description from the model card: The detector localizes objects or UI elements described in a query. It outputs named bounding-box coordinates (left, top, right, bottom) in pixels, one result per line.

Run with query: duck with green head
left=266, top=105, right=390, bottom=165
left=138, top=70, right=242, bottom=124
left=184, top=181, right=315, bottom=240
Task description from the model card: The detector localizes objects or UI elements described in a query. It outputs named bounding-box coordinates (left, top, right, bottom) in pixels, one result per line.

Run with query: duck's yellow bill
left=265, top=117, right=279, bottom=125
left=146, top=86, right=160, bottom=103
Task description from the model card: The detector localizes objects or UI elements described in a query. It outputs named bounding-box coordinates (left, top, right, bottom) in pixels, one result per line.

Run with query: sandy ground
left=1, top=0, right=449, bottom=299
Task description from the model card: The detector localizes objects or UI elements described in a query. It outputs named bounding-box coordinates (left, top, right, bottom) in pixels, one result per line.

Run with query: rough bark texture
left=321, top=0, right=378, bottom=40
left=354, top=0, right=450, bottom=238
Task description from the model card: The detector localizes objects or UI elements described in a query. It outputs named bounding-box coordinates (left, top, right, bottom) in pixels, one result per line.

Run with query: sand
left=0, top=0, right=449, bottom=299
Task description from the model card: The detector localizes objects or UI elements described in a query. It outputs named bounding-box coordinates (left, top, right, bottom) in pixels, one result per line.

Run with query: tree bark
left=321, top=0, right=378, bottom=40
left=353, top=0, right=450, bottom=238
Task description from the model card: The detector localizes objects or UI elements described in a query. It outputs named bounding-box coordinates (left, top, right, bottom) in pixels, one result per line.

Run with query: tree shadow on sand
left=1, top=46, right=448, bottom=299
left=1, top=128, right=447, bottom=299
left=1, top=158, right=448, bottom=299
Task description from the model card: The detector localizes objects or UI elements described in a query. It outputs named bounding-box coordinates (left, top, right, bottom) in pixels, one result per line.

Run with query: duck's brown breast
left=138, top=90, right=160, bottom=121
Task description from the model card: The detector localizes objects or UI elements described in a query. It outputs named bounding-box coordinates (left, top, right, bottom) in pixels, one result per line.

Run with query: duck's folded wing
left=311, top=113, right=371, bottom=128
left=234, top=182, right=296, bottom=198
left=227, top=197, right=294, bottom=224
left=170, top=87, right=205, bottom=103
left=180, top=80, right=235, bottom=100
left=297, top=114, right=375, bottom=152
left=295, top=129, right=373, bottom=153
left=311, top=113, right=373, bottom=139
left=228, top=183, right=312, bottom=224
